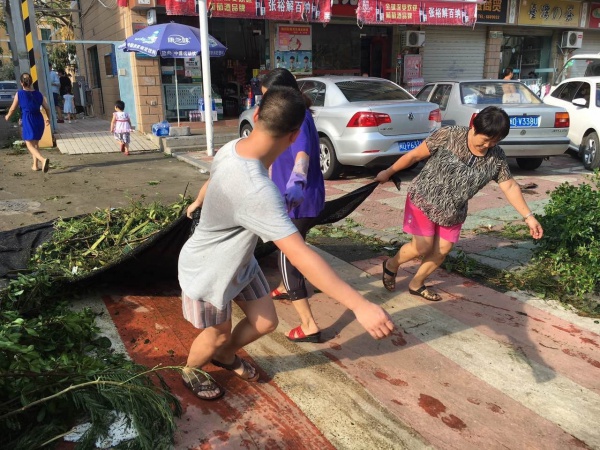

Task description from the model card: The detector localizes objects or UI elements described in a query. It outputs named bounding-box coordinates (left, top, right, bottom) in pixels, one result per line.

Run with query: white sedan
left=543, top=76, right=600, bottom=170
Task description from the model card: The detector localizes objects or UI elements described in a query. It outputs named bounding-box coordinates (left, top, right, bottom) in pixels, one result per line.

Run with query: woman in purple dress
left=4, top=73, right=51, bottom=172
left=261, top=68, right=326, bottom=343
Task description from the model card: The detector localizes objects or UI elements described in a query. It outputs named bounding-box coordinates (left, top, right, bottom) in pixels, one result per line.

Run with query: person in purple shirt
left=261, top=68, right=325, bottom=343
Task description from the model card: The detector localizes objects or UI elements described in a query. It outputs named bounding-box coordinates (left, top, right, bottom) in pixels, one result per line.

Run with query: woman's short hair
left=502, top=67, right=514, bottom=78
left=472, top=106, right=510, bottom=141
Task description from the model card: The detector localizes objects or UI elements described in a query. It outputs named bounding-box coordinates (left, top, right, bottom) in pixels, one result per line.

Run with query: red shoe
left=120, top=143, right=125, bottom=153
left=271, top=288, right=290, bottom=300
left=287, top=326, right=321, bottom=343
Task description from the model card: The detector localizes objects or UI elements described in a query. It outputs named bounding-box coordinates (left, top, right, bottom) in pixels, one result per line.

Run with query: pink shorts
left=403, top=196, right=463, bottom=244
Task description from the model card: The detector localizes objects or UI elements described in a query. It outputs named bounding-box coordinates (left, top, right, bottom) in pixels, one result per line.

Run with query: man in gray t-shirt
left=178, top=87, right=395, bottom=401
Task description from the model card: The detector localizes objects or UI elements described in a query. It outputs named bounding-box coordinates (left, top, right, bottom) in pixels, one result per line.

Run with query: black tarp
left=0, top=181, right=380, bottom=284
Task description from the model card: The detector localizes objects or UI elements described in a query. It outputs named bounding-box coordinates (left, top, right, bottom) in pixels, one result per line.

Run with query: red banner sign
left=162, top=0, right=331, bottom=21
left=357, top=0, right=477, bottom=25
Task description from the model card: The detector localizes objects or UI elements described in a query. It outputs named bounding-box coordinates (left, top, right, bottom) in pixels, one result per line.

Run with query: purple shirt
left=271, top=109, right=325, bottom=219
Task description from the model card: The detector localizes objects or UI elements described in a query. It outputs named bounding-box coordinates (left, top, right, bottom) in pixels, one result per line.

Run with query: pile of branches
left=2, top=198, right=189, bottom=313
left=0, top=198, right=191, bottom=449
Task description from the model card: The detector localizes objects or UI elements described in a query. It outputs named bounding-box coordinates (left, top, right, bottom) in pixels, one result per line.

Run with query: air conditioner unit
left=561, top=31, right=583, bottom=49
left=404, top=31, right=426, bottom=47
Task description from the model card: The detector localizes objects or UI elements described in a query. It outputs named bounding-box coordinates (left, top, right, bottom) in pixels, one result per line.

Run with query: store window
left=500, top=35, right=552, bottom=84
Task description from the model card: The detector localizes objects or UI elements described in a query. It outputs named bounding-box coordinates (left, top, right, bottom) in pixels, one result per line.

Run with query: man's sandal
left=182, top=371, right=225, bottom=401
left=382, top=259, right=398, bottom=292
left=211, top=355, right=260, bottom=382
left=409, top=285, right=442, bottom=302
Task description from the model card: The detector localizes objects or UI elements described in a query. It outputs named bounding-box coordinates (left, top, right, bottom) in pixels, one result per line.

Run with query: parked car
left=238, top=76, right=441, bottom=179
left=552, top=54, right=600, bottom=88
left=0, top=81, right=18, bottom=111
left=415, top=80, right=570, bottom=170
left=543, top=76, right=600, bottom=170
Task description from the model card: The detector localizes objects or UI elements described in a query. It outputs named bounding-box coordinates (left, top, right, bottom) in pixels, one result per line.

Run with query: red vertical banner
left=357, top=0, right=477, bottom=25
left=118, top=0, right=128, bottom=7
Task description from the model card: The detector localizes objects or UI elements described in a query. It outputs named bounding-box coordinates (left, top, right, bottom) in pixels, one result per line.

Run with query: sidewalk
left=47, top=125, right=600, bottom=449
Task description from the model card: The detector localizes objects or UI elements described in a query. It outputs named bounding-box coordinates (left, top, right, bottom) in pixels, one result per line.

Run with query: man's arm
left=274, top=232, right=395, bottom=339
left=187, top=180, right=210, bottom=218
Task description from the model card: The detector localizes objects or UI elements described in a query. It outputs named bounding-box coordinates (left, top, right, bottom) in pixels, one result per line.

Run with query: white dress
left=63, top=94, right=75, bottom=114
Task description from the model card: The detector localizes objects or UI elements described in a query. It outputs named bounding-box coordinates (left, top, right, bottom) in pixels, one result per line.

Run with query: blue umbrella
left=121, top=23, right=227, bottom=125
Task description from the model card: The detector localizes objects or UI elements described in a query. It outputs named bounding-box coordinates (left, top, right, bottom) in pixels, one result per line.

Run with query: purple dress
left=18, top=90, right=45, bottom=141
left=271, top=109, right=325, bottom=219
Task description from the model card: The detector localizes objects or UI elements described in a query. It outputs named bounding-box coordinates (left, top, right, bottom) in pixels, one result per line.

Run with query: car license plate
left=510, top=116, right=539, bottom=127
left=397, top=139, right=422, bottom=152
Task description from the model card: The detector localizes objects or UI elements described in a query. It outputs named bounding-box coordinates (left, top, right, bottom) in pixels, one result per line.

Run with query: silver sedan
left=416, top=80, right=570, bottom=170
left=0, top=81, right=18, bottom=111
left=239, top=76, right=441, bottom=179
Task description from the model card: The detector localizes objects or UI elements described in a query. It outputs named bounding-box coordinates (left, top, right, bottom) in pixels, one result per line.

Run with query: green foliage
left=0, top=303, right=182, bottom=449
left=0, top=62, right=16, bottom=81
left=534, top=171, right=600, bottom=297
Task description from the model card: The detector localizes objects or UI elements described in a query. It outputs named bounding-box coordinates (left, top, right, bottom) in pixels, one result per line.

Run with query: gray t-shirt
left=178, top=139, right=298, bottom=309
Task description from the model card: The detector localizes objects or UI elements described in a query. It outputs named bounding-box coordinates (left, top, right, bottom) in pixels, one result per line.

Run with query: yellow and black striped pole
left=20, top=0, right=39, bottom=90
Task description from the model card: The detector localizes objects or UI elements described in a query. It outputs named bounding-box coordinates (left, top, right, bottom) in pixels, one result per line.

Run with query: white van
left=553, top=53, right=600, bottom=86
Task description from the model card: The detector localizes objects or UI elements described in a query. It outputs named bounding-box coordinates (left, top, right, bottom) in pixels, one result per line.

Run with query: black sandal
left=409, top=285, right=442, bottom=302
left=211, top=354, right=259, bottom=382
left=182, top=370, right=225, bottom=401
left=382, top=259, right=397, bottom=292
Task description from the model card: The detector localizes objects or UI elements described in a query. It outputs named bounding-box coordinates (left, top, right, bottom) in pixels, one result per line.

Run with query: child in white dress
left=110, top=100, right=133, bottom=155
left=62, top=87, right=76, bottom=123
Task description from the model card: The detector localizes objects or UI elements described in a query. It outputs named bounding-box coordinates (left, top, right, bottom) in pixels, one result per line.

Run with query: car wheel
left=516, top=157, right=543, bottom=170
left=319, top=136, right=342, bottom=180
left=581, top=131, right=600, bottom=170
left=240, top=123, right=253, bottom=138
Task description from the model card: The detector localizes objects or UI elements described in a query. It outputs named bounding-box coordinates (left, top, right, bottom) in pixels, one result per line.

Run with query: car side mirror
left=572, top=98, right=587, bottom=107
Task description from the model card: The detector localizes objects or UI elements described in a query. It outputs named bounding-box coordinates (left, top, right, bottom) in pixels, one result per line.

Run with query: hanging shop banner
left=357, top=0, right=478, bottom=26
left=517, top=0, right=581, bottom=27
left=275, top=25, right=313, bottom=75
left=589, top=3, right=600, bottom=29
left=176, top=0, right=332, bottom=22
left=477, top=0, right=507, bottom=24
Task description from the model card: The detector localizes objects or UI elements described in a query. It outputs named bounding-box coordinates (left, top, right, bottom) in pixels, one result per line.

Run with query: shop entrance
left=501, top=35, right=552, bottom=83
left=360, top=36, right=390, bottom=78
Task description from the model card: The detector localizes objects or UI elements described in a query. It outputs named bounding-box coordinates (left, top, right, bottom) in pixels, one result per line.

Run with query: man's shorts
left=403, top=195, right=462, bottom=244
left=52, top=92, right=62, bottom=107
left=181, top=269, right=269, bottom=329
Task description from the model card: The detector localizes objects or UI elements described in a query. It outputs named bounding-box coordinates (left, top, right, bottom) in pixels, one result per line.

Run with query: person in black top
left=58, top=70, right=73, bottom=101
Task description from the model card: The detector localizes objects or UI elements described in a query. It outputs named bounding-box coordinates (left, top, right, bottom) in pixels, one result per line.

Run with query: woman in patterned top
left=374, top=106, right=543, bottom=301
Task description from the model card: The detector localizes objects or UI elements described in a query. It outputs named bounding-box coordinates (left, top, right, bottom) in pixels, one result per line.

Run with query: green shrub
left=534, top=170, right=600, bottom=297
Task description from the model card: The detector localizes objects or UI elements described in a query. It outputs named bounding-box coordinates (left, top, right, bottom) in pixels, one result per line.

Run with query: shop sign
left=517, top=0, right=581, bottom=27
left=357, top=0, right=478, bottom=26
left=477, top=0, right=507, bottom=24
left=162, top=0, right=331, bottom=21
left=589, top=3, right=600, bottom=29
left=275, top=25, right=313, bottom=75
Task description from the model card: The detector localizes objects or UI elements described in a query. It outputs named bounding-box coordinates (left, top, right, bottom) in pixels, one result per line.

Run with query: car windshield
left=460, top=82, right=541, bottom=105
left=555, top=58, right=600, bottom=85
left=335, top=80, right=413, bottom=102
left=0, top=82, right=17, bottom=90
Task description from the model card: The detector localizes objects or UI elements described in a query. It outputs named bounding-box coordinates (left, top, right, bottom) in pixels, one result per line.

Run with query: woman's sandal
left=42, top=158, right=50, bottom=173
left=287, top=325, right=321, bottom=343
left=382, top=259, right=398, bottom=292
left=271, top=288, right=290, bottom=300
left=409, top=285, right=442, bottom=302
left=182, top=371, right=225, bottom=401
left=211, top=354, right=260, bottom=382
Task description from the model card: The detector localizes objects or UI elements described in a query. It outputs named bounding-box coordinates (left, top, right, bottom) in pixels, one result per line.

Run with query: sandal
left=382, top=259, right=397, bottom=292
left=42, top=158, right=50, bottom=173
left=287, top=325, right=321, bottom=343
left=409, top=285, right=442, bottom=302
left=211, top=354, right=259, bottom=382
left=182, top=370, right=225, bottom=401
left=271, top=288, right=290, bottom=300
